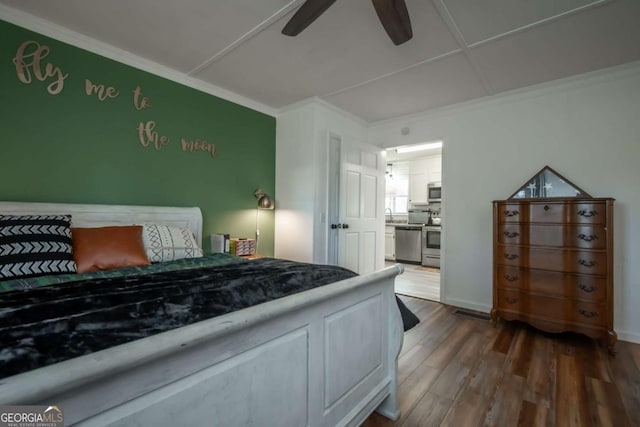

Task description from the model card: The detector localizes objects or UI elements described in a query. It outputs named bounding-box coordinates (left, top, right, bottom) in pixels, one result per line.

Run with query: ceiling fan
left=282, top=0, right=413, bottom=46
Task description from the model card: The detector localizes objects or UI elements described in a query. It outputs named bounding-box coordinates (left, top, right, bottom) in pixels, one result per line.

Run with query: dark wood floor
left=362, top=296, right=640, bottom=427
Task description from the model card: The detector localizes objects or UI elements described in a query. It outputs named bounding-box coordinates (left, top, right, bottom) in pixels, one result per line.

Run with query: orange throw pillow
left=72, top=226, right=151, bottom=273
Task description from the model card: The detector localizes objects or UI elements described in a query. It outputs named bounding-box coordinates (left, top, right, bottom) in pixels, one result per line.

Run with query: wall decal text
left=181, top=138, right=217, bottom=158
left=85, top=79, right=120, bottom=101
left=137, top=121, right=170, bottom=151
left=11, top=39, right=218, bottom=160
left=13, top=40, right=68, bottom=95
left=132, top=86, right=152, bottom=110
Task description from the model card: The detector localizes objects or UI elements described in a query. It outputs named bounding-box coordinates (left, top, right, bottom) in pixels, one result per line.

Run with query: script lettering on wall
left=13, top=40, right=68, bottom=95
left=137, top=121, right=170, bottom=151
left=10, top=38, right=219, bottom=160
left=132, top=86, right=152, bottom=110
left=85, top=79, right=120, bottom=101
left=181, top=138, right=217, bottom=158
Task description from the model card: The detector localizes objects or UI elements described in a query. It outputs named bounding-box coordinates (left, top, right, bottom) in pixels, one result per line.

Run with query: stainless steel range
left=406, top=207, right=441, bottom=268
left=421, top=204, right=441, bottom=268
left=422, top=225, right=441, bottom=268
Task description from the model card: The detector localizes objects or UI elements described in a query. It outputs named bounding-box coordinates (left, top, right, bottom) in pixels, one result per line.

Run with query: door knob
left=330, top=223, right=349, bottom=229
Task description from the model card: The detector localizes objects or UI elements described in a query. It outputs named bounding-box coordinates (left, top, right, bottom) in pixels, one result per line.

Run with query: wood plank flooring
left=361, top=297, right=640, bottom=427
left=388, top=262, right=440, bottom=302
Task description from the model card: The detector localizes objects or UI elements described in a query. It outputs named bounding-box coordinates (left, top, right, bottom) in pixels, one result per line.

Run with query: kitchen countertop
left=386, top=222, right=442, bottom=227
left=386, top=222, right=421, bottom=227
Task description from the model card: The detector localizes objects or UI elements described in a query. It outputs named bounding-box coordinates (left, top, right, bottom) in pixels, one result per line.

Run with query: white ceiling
left=2, top=0, right=640, bottom=122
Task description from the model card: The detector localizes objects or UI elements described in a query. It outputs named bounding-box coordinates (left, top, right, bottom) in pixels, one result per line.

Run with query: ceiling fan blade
left=371, top=0, right=413, bottom=45
left=282, top=0, right=337, bottom=36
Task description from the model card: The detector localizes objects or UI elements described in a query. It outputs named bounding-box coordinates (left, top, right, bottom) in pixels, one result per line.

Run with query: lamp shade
left=254, top=189, right=275, bottom=209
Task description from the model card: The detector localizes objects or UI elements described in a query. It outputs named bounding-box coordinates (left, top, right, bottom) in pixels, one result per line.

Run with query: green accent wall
left=0, top=20, right=275, bottom=255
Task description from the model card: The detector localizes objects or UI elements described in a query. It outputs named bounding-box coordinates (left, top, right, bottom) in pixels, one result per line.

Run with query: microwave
left=408, top=209, right=430, bottom=225
left=427, top=183, right=442, bottom=202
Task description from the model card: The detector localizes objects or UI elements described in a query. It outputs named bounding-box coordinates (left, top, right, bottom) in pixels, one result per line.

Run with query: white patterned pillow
left=142, top=223, right=203, bottom=263
left=0, top=215, right=77, bottom=279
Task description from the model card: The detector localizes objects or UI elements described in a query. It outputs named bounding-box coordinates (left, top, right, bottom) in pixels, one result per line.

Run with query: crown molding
left=0, top=4, right=277, bottom=117
left=278, top=96, right=369, bottom=127
left=368, top=59, right=640, bottom=129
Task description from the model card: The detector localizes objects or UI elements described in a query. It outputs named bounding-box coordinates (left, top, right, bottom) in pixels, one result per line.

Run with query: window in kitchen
left=385, top=162, right=409, bottom=214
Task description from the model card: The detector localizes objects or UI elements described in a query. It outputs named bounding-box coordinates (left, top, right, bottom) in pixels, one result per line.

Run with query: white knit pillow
left=142, top=223, right=203, bottom=263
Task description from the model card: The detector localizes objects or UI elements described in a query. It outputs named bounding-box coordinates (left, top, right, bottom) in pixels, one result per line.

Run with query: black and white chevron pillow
left=0, top=215, right=77, bottom=280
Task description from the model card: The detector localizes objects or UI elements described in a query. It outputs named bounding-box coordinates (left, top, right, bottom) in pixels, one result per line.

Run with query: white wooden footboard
left=0, top=265, right=404, bottom=427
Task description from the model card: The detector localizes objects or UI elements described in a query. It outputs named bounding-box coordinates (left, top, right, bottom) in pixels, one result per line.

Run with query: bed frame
left=0, top=202, right=404, bottom=427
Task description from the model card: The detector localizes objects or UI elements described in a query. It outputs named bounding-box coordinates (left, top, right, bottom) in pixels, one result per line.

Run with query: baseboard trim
left=442, top=297, right=491, bottom=314
left=617, top=330, right=640, bottom=345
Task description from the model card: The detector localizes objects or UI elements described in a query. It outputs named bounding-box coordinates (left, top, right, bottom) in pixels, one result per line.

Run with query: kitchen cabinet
left=408, top=173, right=428, bottom=205
left=408, top=155, right=441, bottom=205
left=385, top=226, right=395, bottom=260
left=427, top=156, right=442, bottom=183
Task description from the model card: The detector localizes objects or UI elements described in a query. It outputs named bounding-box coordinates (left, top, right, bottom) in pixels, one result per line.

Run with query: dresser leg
left=490, top=308, right=498, bottom=327
left=606, top=330, right=618, bottom=355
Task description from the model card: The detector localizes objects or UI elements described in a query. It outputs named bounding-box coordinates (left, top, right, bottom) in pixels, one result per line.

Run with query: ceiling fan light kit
left=282, top=0, right=413, bottom=46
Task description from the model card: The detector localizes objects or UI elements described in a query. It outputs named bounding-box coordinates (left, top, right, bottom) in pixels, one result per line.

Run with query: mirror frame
left=508, top=165, right=592, bottom=200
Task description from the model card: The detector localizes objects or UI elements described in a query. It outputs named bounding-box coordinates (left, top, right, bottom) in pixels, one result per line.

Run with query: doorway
left=384, top=140, right=443, bottom=302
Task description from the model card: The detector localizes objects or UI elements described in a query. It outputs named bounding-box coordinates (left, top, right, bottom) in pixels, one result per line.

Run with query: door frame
left=384, top=140, right=445, bottom=302
left=327, top=133, right=341, bottom=266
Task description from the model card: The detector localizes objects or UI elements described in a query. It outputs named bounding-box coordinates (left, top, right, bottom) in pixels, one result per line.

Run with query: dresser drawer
left=496, top=266, right=606, bottom=302
left=498, top=203, right=526, bottom=223
left=497, top=245, right=607, bottom=275
left=496, top=201, right=606, bottom=225
left=496, top=289, right=606, bottom=327
left=498, top=224, right=606, bottom=249
left=569, top=203, right=607, bottom=225
left=529, top=202, right=565, bottom=223
left=496, top=202, right=566, bottom=223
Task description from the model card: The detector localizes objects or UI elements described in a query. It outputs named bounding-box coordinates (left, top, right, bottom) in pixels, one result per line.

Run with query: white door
left=335, top=138, right=385, bottom=274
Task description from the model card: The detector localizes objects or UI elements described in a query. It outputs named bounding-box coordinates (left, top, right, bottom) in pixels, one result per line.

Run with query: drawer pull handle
left=544, top=205, right=550, bottom=211
left=578, top=284, right=597, bottom=293
left=578, top=259, right=597, bottom=267
left=504, top=210, right=519, bottom=217
left=504, top=274, right=519, bottom=282
left=577, top=209, right=598, bottom=218
left=503, top=231, right=520, bottom=238
left=578, top=309, right=598, bottom=318
left=577, top=233, right=598, bottom=242
left=505, top=297, right=518, bottom=304
left=504, top=253, right=519, bottom=260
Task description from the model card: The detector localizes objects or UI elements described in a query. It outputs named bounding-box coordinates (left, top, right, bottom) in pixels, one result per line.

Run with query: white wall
left=275, top=103, right=316, bottom=262
left=275, top=99, right=368, bottom=264
left=368, top=62, right=640, bottom=343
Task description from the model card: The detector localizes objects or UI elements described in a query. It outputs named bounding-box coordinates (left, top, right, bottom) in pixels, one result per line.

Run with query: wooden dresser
left=491, top=197, right=616, bottom=352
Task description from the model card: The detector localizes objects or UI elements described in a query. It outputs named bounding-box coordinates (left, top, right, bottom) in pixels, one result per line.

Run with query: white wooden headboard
left=0, top=202, right=204, bottom=246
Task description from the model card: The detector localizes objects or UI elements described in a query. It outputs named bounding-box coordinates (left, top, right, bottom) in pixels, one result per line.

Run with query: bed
left=0, top=201, right=405, bottom=427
